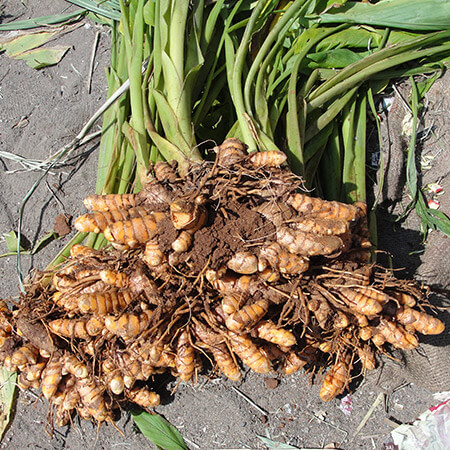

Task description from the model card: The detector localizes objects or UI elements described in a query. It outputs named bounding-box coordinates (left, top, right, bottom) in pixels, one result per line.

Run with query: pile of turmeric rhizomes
left=0, top=139, right=444, bottom=427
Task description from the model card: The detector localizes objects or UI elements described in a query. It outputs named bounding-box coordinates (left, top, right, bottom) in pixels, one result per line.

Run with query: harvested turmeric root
left=1, top=137, right=443, bottom=431
left=320, top=353, right=351, bottom=401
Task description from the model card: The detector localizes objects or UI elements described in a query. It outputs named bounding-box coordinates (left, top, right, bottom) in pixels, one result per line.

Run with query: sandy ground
left=0, top=2, right=448, bottom=449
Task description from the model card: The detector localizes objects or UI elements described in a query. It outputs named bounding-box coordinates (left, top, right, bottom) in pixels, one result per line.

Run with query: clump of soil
left=186, top=202, right=276, bottom=271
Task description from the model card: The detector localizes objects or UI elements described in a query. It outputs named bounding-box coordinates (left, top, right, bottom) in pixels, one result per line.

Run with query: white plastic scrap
left=339, top=394, right=353, bottom=416
left=391, top=398, right=450, bottom=450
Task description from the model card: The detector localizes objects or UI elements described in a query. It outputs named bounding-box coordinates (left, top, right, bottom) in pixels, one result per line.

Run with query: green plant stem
left=230, top=0, right=266, bottom=149
left=244, top=0, right=307, bottom=117
left=168, top=0, right=192, bottom=144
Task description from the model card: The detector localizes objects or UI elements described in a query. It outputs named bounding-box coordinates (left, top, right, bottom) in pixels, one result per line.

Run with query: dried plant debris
left=0, top=139, right=444, bottom=428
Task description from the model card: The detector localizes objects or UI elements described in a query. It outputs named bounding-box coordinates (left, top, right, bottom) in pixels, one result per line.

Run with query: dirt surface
left=0, top=2, right=449, bottom=449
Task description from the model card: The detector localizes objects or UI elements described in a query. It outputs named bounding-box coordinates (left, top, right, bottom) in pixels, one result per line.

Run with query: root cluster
left=0, top=139, right=444, bottom=427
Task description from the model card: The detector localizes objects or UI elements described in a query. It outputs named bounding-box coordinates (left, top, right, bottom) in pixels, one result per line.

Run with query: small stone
left=265, top=378, right=279, bottom=389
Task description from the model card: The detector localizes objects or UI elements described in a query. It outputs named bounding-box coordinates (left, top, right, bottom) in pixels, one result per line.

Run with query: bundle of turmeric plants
left=0, top=139, right=444, bottom=427
left=2, top=2, right=449, bottom=440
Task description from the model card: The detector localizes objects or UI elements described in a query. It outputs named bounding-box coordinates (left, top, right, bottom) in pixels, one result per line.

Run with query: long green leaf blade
left=66, top=0, right=121, bottom=20
left=0, top=10, right=84, bottom=31
left=318, top=0, right=450, bottom=31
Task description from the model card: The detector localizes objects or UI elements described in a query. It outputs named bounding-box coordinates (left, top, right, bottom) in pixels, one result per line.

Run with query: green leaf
left=416, top=71, right=441, bottom=101
left=86, top=12, right=114, bottom=26
left=400, top=78, right=450, bottom=237
left=387, top=30, right=422, bottom=45
left=143, top=0, right=155, bottom=26
left=0, top=31, right=57, bottom=55
left=3, top=231, right=27, bottom=253
left=305, top=86, right=358, bottom=143
left=0, top=10, right=84, bottom=31
left=32, top=231, right=58, bottom=254
left=405, top=79, right=419, bottom=203
left=131, top=411, right=188, bottom=450
left=315, top=27, right=381, bottom=52
left=256, top=435, right=300, bottom=449
left=147, top=130, right=189, bottom=172
left=204, top=0, right=226, bottom=48
left=0, top=368, right=17, bottom=441
left=13, top=46, right=71, bottom=69
left=425, top=206, right=450, bottom=236
left=151, top=90, right=192, bottom=156
left=1, top=230, right=58, bottom=258
left=306, top=48, right=367, bottom=69
left=293, top=26, right=329, bottom=54
left=317, top=0, right=450, bottom=31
